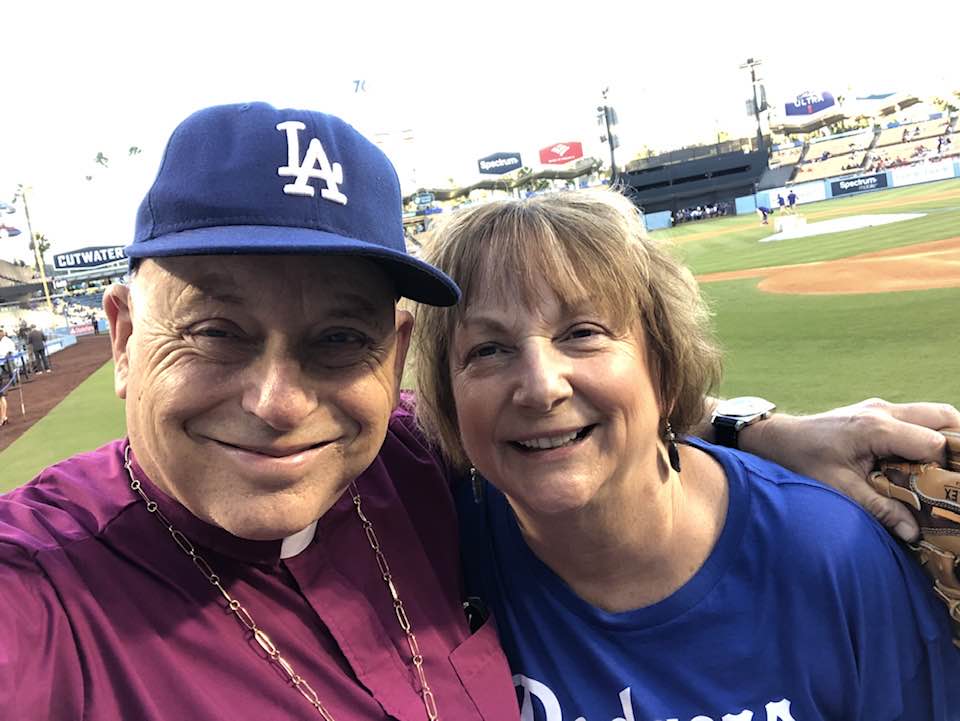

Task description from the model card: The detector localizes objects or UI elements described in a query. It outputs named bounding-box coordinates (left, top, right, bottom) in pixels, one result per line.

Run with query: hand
left=739, top=398, right=960, bottom=541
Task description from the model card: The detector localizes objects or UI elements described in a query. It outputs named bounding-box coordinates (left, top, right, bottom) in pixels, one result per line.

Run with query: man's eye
left=318, top=330, right=367, bottom=345
left=192, top=327, right=237, bottom=339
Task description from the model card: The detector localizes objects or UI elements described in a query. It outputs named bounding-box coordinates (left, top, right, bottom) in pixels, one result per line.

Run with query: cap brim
left=125, top=225, right=459, bottom=306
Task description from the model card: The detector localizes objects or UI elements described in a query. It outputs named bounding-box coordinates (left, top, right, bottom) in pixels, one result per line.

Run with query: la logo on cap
left=276, top=121, right=348, bottom=205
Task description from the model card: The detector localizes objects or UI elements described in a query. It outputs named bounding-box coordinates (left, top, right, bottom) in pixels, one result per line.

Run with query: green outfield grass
left=671, top=177, right=960, bottom=414
left=704, top=279, right=960, bottom=413
left=0, top=362, right=125, bottom=490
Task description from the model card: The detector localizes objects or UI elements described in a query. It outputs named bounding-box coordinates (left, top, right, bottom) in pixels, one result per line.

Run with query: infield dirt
left=696, top=236, right=960, bottom=295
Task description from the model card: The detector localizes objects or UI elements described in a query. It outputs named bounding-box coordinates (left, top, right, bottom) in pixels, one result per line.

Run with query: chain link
left=349, top=482, right=439, bottom=719
left=123, top=445, right=439, bottom=720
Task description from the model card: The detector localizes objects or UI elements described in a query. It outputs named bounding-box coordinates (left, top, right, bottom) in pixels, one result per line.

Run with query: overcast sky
left=2, top=0, right=958, bottom=260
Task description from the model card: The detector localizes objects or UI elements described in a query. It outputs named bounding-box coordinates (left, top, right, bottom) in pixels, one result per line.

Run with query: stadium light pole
left=597, top=87, right=621, bottom=185
left=741, top=58, right=766, bottom=156
left=14, top=185, right=54, bottom=314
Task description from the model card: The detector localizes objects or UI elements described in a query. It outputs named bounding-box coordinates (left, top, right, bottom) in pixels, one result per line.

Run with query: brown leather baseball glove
left=868, top=429, right=960, bottom=647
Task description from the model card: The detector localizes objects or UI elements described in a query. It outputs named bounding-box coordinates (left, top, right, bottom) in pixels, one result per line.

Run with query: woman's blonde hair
left=411, top=188, right=721, bottom=469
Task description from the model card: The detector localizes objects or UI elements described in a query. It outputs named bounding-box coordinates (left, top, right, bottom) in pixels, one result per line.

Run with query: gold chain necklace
left=123, top=445, right=439, bottom=720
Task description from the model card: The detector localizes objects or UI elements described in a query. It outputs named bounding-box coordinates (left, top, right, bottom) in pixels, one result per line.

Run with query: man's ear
left=392, top=308, right=415, bottom=399
left=103, top=283, right=134, bottom=399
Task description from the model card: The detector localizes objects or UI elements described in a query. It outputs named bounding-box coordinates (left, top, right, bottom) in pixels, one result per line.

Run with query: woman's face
left=449, top=278, right=663, bottom=519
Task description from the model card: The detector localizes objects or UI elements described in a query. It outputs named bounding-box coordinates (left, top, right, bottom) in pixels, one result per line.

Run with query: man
left=0, top=103, right=515, bottom=720
left=0, top=103, right=956, bottom=720
left=787, top=188, right=798, bottom=212
left=26, top=325, right=50, bottom=373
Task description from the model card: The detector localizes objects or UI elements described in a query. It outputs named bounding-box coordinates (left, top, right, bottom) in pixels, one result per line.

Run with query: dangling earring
left=471, top=467, right=484, bottom=504
left=664, top=420, right=681, bottom=474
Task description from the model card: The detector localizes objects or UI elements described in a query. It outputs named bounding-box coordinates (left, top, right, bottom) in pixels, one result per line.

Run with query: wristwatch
left=711, top=396, right=776, bottom=450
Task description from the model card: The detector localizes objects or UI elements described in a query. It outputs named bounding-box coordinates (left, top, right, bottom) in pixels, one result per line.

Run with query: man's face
left=105, top=255, right=412, bottom=540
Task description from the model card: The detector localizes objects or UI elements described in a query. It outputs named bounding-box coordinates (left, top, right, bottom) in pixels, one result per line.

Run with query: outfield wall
left=736, top=158, right=960, bottom=215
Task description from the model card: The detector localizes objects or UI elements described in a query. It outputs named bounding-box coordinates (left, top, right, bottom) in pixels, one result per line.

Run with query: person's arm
left=695, top=397, right=960, bottom=541
left=0, top=549, right=85, bottom=719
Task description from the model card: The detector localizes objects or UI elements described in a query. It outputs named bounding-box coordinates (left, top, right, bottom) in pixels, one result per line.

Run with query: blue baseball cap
left=127, top=102, right=460, bottom=306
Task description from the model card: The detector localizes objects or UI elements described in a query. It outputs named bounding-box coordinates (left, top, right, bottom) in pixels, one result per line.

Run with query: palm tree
left=29, top=233, right=51, bottom=274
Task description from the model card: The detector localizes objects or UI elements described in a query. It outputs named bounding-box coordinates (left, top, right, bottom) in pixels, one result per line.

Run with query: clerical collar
left=280, top=522, right=318, bottom=559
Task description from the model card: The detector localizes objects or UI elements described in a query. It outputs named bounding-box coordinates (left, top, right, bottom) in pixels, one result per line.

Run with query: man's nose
left=241, top=347, right=318, bottom=431
left=511, top=341, right=572, bottom=412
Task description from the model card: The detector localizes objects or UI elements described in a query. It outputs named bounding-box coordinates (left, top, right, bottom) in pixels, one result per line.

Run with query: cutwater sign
left=785, top=91, right=836, bottom=116
left=478, top=152, right=522, bottom=175
left=830, top=173, right=888, bottom=197
left=54, top=245, right=127, bottom=270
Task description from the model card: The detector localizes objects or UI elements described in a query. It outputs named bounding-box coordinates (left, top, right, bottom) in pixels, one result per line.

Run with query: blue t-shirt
left=458, top=439, right=960, bottom=721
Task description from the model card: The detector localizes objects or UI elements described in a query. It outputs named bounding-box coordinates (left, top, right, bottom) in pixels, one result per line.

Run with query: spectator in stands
left=27, top=325, right=51, bottom=374
left=0, top=328, right=17, bottom=426
left=902, top=128, right=911, bottom=143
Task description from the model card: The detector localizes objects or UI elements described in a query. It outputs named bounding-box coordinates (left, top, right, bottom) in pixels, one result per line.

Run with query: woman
left=412, top=190, right=959, bottom=721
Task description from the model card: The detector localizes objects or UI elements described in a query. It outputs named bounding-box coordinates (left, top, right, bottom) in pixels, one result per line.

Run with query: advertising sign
left=890, top=161, right=956, bottom=188
left=785, top=91, right=836, bottom=116
left=478, top=152, right=522, bottom=175
left=70, top=322, right=96, bottom=337
left=830, top=173, right=888, bottom=197
left=54, top=245, right=127, bottom=270
left=539, top=142, right=584, bottom=165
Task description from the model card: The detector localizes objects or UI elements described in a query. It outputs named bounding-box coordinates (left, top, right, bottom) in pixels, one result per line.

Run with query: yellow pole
left=18, top=186, right=54, bottom=314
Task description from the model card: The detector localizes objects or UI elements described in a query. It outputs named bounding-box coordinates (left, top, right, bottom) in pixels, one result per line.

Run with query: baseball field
left=1, top=177, right=958, bottom=488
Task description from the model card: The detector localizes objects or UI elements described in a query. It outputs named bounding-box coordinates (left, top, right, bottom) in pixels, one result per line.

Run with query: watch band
left=712, top=416, right=742, bottom=449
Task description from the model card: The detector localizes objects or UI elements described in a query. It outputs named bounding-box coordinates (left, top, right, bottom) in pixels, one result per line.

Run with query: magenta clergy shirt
left=0, top=404, right=519, bottom=720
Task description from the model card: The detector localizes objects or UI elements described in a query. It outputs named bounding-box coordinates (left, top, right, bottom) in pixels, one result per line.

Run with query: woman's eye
left=467, top=344, right=501, bottom=361
left=566, top=325, right=604, bottom=340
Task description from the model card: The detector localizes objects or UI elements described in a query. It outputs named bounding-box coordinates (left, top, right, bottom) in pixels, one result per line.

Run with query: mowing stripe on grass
left=0, top=362, right=125, bottom=491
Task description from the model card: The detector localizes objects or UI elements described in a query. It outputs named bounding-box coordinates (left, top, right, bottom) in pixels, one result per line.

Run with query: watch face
left=715, top=396, right=776, bottom=419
